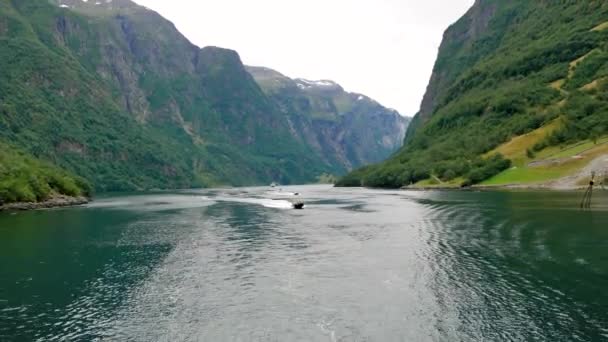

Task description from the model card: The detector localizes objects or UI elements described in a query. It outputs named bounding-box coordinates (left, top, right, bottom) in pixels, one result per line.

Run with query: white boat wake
left=213, top=196, right=293, bottom=209
left=265, top=190, right=300, bottom=197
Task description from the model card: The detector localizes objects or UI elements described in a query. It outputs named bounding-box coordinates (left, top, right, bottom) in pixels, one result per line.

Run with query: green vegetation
left=412, top=176, right=464, bottom=189
left=540, top=136, right=608, bottom=160
left=338, top=1, right=608, bottom=188
left=0, top=142, right=90, bottom=203
left=482, top=167, right=566, bottom=186
left=1, top=0, right=359, bottom=201
left=316, top=173, right=339, bottom=184
left=482, top=140, right=608, bottom=186
left=533, top=83, right=608, bottom=152
left=485, top=119, right=562, bottom=165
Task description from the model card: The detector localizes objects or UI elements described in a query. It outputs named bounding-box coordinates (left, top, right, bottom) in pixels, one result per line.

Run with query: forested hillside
left=338, top=0, right=608, bottom=188
left=0, top=142, right=90, bottom=204
left=0, top=0, right=334, bottom=194
left=0, top=0, right=409, bottom=204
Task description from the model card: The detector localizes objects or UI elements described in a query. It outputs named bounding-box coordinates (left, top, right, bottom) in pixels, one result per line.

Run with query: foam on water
left=86, top=194, right=216, bottom=211
left=265, top=190, right=300, bottom=197
left=215, top=196, right=294, bottom=209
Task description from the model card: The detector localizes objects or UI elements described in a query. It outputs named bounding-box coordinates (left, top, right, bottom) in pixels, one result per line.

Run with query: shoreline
left=0, top=195, right=90, bottom=212
left=401, top=184, right=590, bottom=192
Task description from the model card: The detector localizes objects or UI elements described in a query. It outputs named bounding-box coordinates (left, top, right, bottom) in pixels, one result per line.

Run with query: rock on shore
left=0, top=195, right=89, bottom=212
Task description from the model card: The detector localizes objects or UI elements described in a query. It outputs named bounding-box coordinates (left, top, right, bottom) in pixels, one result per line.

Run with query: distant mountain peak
left=50, top=0, right=148, bottom=14
left=248, top=66, right=409, bottom=170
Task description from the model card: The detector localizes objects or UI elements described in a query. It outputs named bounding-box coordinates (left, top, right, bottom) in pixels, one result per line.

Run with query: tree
left=526, top=148, right=536, bottom=159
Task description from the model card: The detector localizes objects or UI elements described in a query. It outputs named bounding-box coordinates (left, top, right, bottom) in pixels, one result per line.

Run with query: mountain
left=0, top=0, right=408, bottom=204
left=246, top=66, right=409, bottom=172
left=338, top=0, right=608, bottom=188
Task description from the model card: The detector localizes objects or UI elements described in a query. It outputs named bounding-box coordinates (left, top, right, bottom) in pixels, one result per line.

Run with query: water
left=1, top=185, right=607, bottom=341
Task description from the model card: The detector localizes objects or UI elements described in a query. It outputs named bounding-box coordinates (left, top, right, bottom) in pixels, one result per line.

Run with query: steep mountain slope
left=338, top=0, right=608, bottom=188
left=247, top=66, right=409, bottom=172
left=0, top=0, right=334, bottom=194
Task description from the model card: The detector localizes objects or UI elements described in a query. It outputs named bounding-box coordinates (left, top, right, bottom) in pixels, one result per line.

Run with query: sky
left=134, top=0, right=474, bottom=116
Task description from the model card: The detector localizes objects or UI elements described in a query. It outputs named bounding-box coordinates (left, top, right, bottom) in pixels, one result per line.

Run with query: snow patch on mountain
left=296, top=79, right=338, bottom=88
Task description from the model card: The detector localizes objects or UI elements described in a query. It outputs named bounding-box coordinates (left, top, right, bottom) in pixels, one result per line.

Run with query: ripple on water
left=417, top=192, right=608, bottom=341
left=2, top=187, right=608, bottom=341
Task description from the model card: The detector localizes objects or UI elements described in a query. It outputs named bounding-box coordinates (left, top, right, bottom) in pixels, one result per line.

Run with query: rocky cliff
left=247, top=66, right=408, bottom=172
left=407, top=0, right=500, bottom=141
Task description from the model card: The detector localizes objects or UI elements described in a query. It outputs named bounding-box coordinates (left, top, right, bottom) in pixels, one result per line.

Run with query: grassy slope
left=480, top=131, right=608, bottom=186
left=483, top=141, right=608, bottom=186
left=338, top=1, right=608, bottom=188
left=0, top=142, right=91, bottom=203
left=484, top=120, right=562, bottom=165
left=478, top=19, right=608, bottom=187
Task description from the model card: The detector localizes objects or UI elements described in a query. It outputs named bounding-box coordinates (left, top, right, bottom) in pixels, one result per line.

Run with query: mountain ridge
left=246, top=65, right=409, bottom=171
left=0, top=0, right=408, bottom=204
left=338, top=0, right=608, bottom=188
left=2, top=0, right=332, bottom=192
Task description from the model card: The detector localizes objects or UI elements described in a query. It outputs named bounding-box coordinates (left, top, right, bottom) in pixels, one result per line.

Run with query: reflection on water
left=420, top=191, right=608, bottom=340
left=1, top=186, right=607, bottom=341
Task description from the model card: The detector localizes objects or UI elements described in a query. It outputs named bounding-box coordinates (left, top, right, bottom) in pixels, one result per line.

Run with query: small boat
left=270, top=182, right=278, bottom=188
left=292, top=202, right=305, bottom=210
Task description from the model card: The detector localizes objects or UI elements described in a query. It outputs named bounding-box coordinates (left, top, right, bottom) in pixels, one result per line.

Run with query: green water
left=1, top=186, right=607, bottom=341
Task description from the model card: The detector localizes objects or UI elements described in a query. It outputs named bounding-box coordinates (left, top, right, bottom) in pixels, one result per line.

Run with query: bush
left=526, top=148, right=536, bottom=159
left=0, top=142, right=91, bottom=204
left=442, top=169, right=457, bottom=181
left=28, top=175, right=52, bottom=201
left=464, top=154, right=512, bottom=186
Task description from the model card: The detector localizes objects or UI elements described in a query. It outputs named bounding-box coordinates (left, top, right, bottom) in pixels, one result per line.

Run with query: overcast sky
left=134, top=0, right=474, bottom=116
